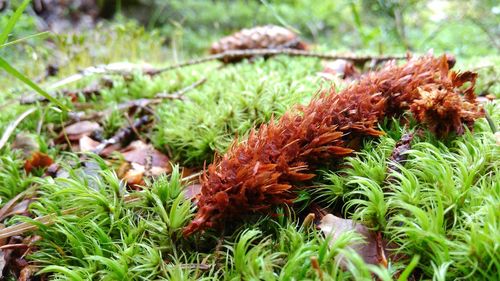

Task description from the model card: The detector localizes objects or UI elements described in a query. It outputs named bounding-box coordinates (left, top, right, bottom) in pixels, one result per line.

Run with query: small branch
left=0, top=108, right=37, bottom=151
left=17, top=50, right=403, bottom=106
left=93, top=115, right=151, bottom=155
left=152, top=49, right=407, bottom=74
left=124, top=112, right=146, bottom=143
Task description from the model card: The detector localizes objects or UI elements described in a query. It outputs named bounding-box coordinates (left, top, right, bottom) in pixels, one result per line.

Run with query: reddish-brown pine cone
left=210, top=25, right=308, bottom=63
left=183, top=55, right=484, bottom=236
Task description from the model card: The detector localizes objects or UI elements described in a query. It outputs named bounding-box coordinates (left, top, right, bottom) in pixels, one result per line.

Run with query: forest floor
left=0, top=1, right=499, bottom=280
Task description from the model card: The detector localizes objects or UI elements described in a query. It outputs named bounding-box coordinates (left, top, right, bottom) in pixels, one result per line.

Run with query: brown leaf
left=181, top=167, right=199, bottom=179
left=78, top=135, right=100, bottom=152
left=122, top=161, right=172, bottom=190
left=122, top=166, right=145, bottom=188
left=57, top=121, right=102, bottom=142
left=0, top=191, right=34, bottom=222
left=11, top=133, right=39, bottom=158
left=318, top=214, right=387, bottom=267
left=0, top=200, right=30, bottom=221
left=0, top=235, right=40, bottom=280
left=18, top=265, right=34, bottom=281
left=120, top=141, right=170, bottom=167
left=24, top=152, right=53, bottom=174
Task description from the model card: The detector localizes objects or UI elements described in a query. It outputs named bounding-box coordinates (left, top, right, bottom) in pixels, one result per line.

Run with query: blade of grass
left=0, top=107, right=37, bottom=151
left=0, top=57, right=69, bottom=110
left=0, top=31, right=50, bottom=49
left=0, top=0, right=31, bottom=45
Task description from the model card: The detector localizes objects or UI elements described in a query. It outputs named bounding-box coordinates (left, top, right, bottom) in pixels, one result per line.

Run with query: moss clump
left=153, top=57, right=322, bottom=166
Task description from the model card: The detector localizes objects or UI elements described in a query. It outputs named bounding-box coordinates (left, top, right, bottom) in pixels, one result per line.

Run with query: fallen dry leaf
left=123, top=163, right=171, bottom=188
left=318, top=214, right=389, bottom=267
left=118, top=141, right=172, bottom=187
left=495, top=132, right=500, bottom=146
left=120, top=140, right=169, bottom=167
left=0, top=190, right=34, bottom=222
left=0, top=200, right=31, bottom=221
left=485, top=94, right=495, bottom=101
left=181, top=167, right=200, bottom=179
left=79, top=135, right=101, bottom=152
left=18, top=265, right=35, bottom=281
left=11, top=133, right=39, bottom=158
left=0, top=235, right=41, bottom=280
left=123, top=169, right=144, bottom=187
left=24, top=152, right=53, bottom=174
left=57, top=121, right=102, bottom=142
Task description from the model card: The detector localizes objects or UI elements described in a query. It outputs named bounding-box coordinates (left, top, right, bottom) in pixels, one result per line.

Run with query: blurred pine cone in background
left=210, top=25, right=308, bottom=63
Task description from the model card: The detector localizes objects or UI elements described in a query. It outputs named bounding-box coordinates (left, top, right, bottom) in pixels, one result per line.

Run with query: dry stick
left=0, top=173, right=201, bottom=240
left=18, top=50, right=401, bottom=105
left=0, top=108, right=37, bottom=150
left=151, top=48, right=407, bottom=74
left=93, top=115, right=151, bottom=155
left=124, top=112, right=147, bottom=143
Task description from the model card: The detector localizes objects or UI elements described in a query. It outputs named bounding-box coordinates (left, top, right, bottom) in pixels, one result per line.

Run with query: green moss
left=0, top=2, right=498, bottom=279
left=153, top=57, right=322, bottom=166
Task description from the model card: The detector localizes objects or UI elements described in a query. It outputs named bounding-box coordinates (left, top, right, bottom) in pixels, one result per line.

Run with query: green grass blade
left=398, top=255, right=420, bottom=281
left=38, top=265, right=85, bottom=281
left=0, top=57, right=69, bottom=111
left=0, top=31, right=50, bottom=49
left=0, top=0, right=31, bottom=46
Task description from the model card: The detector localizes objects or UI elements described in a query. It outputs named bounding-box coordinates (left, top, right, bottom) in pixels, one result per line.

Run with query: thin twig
left=0, top=108, right=37, bottom=150
left=152, top=49, right=407, bottom=74
left=29, top=50, right=403, bottom=89
left=18, top=51, right=401, bottom=106
left=178, top=264, right=211, bottom=271
left=124, top=112, right=147, bottom=143
left=93, top=115, right=151, bottom=155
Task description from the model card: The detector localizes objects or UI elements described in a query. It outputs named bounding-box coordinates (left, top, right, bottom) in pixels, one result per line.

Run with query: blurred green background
left=0, top=0, right=498, bottom=91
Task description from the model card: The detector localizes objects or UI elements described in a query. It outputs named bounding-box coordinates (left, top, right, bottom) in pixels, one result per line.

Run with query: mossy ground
left=0, top=1, right=499, bottom=280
